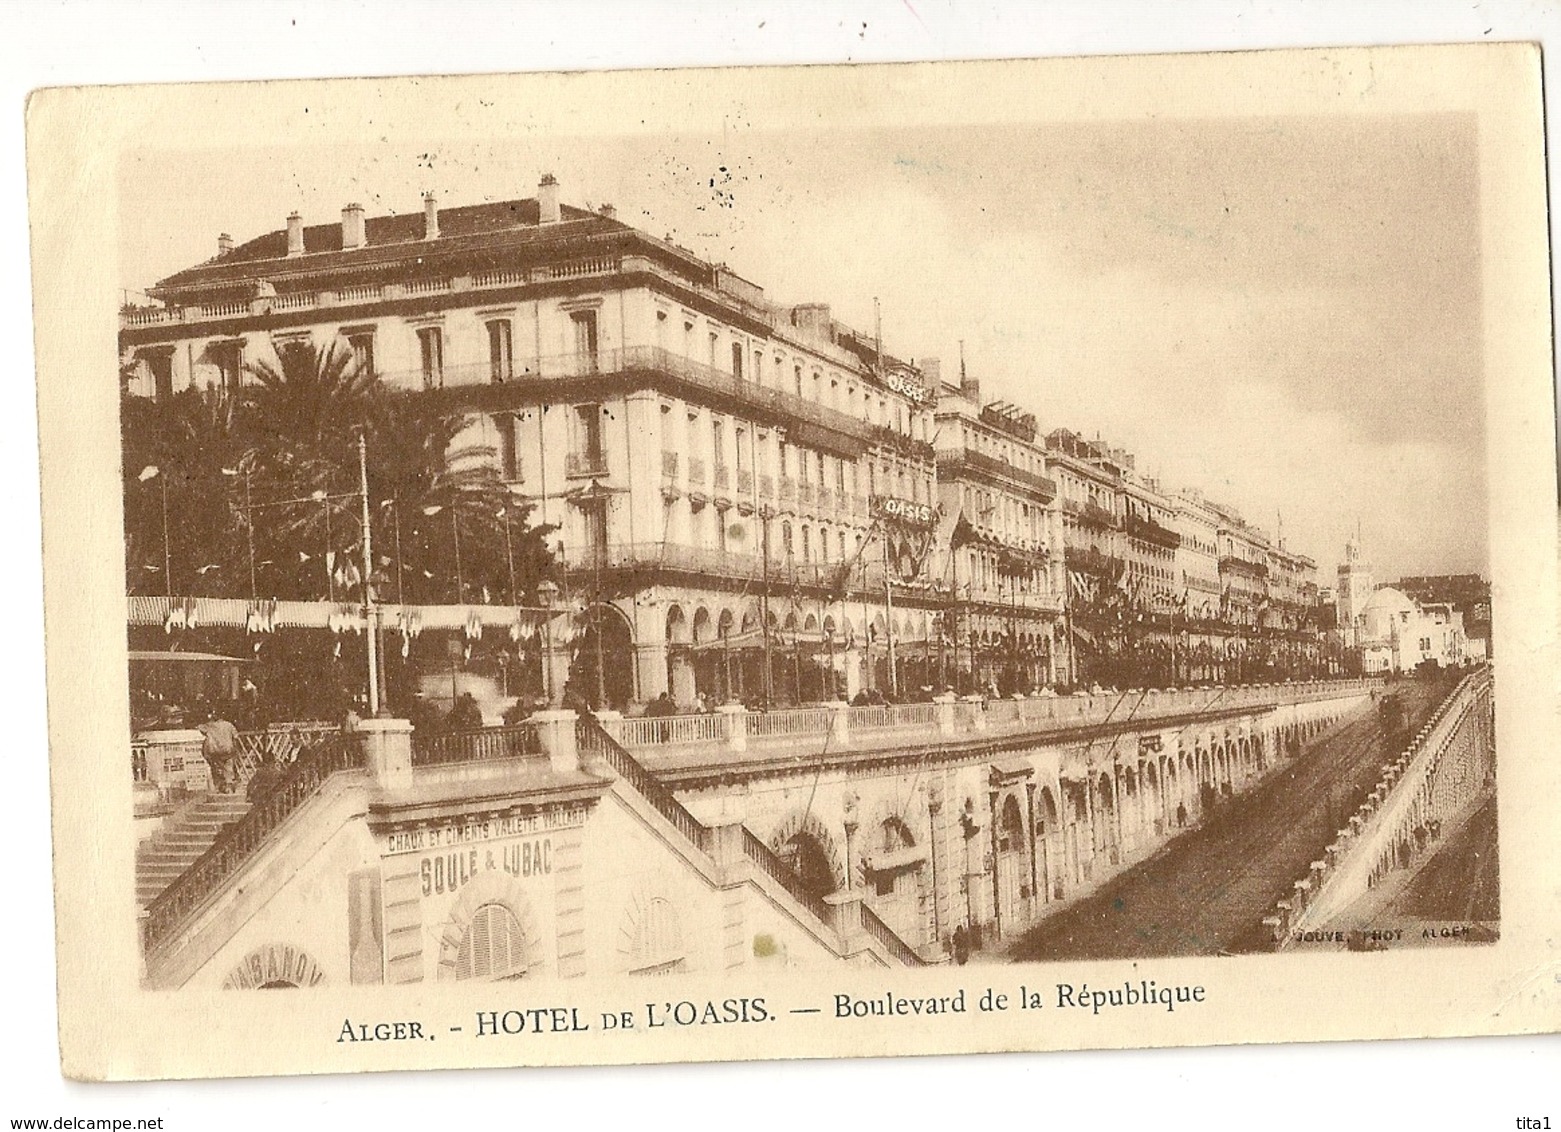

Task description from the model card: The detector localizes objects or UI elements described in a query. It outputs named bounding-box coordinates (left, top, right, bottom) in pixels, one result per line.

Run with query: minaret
left=1335, top=531, right=1373, bottom=648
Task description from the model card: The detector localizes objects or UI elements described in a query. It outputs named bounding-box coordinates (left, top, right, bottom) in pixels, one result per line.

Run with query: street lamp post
left=538, top=578, right=559, bottom=706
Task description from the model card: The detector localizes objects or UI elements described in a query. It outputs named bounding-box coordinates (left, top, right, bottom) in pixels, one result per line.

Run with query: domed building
left=1357, top=585, right=1468, bottom=674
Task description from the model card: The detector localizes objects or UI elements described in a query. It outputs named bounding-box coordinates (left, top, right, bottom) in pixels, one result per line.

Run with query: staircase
left=136, top=794, right=251, bottom=909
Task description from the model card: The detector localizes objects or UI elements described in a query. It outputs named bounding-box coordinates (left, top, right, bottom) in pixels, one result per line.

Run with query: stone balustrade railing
left=1265, top=669, right=1494, bottom=946
left=600, top=678, right=1379, bottom=756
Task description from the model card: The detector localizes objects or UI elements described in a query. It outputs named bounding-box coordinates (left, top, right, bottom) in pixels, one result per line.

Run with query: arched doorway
left=569, top=602, right=635, bottom=710
left=665, top=604, right=695, bottom=705
left=770, top=814, right=845, bottom=902
left=1035, top=786, right=1062, bottom=902
left=995, top=794, right=1030, bottom=934
left=862, top=815, right=927, bottom=947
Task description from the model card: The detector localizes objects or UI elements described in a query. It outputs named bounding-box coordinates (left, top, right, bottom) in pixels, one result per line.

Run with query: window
left=212, top=340, right=244, bottom=394
left=417, top=326, right=444, bottom=389
left=346, top=331, right=375, bottom=380
left=571, top=310, right=599, bottom=369
left=572, top=404, right=605, bottom=473
left=711, top=419, right=726, bottom=466
left=794, top=365, right=803, bottom=396
left=497, top=414, right=519, bottom=480
left=801, top=526, right=812, bottom=562
left=731, top=341, right=744, bottom=378
left=735, top=426, right=748, bottom=469
left=627, top=897, right=685, bottom=976
left=487, top=319, right=513, bottom=383
left=141, top=348, right=174, bottom=401
left=454, top=902, right=528, bottom=981
left=709, top=332, right=719, bottom=369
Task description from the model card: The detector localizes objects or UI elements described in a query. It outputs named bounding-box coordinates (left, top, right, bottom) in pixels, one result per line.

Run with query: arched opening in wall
left=568, top=602, right=635, bottom=710
left=1035, top=786, right=1063, bottom=901
left=862, top=815, right=929, bottom=948
left=995, top=794, right=1030, bottom=934
left=1094, top=772, right=1118, bottom=866
left=1065, top=779, right=1091, bottom=883
left=1144, top=760, right=1162, bottom=836
left=622, top=894, right=687, bottom=976
left=1168, top=756, right=1188, bottom=828
left=771, top=815, right=845, bottom=901
left=665, top=604, right=695, bottom=705
left=454, top=902, right=530, bottom=982
left=1120, top=766, right=1140, bottom=851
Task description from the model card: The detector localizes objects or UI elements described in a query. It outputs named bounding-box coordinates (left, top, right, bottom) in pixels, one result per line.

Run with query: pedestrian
left=645, top=690, right=676, bottom=741
left=952, top=923, right=970, bottom=966
left=246, top=748, right=284, bottom=803
left=199, top=708, right=240, bottom=794
left=448, top=692, right=484, bottom=731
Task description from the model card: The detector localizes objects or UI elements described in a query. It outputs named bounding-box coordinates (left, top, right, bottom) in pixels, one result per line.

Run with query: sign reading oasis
left=871, top=495, right=936, bottom=529
left=884, top=370, right=928, bottom=404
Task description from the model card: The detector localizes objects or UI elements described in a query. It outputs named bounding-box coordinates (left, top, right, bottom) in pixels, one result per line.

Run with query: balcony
left=759, top=473, right=774, bottom=499
left=779, top=477, right=798, bottom=505
left=1124, top=513, right=1181, bottom=551
left=817, top=488, right=834, bottom=513
left=737, top=468, right=754, bottom=494
left=365, top=346, right=879, bottom=461
left=1065, top=545, right=1124, bottom=579
left=1219, top=555, right=1270, bottom=581
left=800, top=482, right=816, bottom=507
left=566, top=450, right=609, bottom=479
left=558, top=541, right=887, bottom=594
left=713, top=463, right=731, bottom=491
left=661, top=450, right=679, bottom=478
left=937, top=448, right=1057, bottom=503
left=869, top=424, right=937, bottom=463
left=687, top=456, right=706, bottom=484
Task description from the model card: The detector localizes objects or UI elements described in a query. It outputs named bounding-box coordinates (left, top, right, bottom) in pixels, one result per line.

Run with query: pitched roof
left=153, top=198, right=623, bottom=295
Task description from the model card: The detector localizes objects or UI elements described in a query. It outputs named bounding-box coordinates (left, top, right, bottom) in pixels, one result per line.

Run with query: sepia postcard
left=26, top=43, right=1560, bottom=1082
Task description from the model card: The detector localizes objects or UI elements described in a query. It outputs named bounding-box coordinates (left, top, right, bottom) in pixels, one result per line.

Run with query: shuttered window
left=455, top=902, right=528, bottom=981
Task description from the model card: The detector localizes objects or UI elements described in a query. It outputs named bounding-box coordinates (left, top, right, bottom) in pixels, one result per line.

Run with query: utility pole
left=882, top=528, right=899, bottom=698
left=358, top=432, right=382, bottom=717
left=760, top=507, right=774, bottom=705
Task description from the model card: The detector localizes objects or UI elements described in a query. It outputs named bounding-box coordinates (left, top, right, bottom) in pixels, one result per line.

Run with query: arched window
left=628, top=897, right=686, bottom=976
left=455, top=902, right=529, bottom=981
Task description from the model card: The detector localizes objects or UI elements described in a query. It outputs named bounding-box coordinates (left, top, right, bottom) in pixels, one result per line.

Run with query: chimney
left=423, top=193, right=439, bottom=240
left=538, top=173, right=560, bottom=224
left=286, top=212, right=304, bottom=256
left=217, top=232, right=233, bottom=257
left=341, top=202, right=366, bottom=249
left=598, top=202, right=616, bottom=221
left=922, top=357, right=942, bottom=389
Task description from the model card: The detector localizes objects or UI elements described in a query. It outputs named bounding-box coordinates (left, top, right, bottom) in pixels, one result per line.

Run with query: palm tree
left=242, top=340, right=380, bottom=463
left=121, top=386, right=247, bottom=596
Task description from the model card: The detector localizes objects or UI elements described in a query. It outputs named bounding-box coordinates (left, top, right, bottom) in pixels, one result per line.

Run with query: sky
left=119, top=111, right=1487, bottom=584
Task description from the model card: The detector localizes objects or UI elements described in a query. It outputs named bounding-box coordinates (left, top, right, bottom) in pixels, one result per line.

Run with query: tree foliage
left=121, top=342, right=557, bottom=606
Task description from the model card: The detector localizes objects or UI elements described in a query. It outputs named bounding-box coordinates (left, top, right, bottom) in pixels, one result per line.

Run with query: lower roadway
left=1006, top=677, right=1456, bottom=961
left=1374, top=792, right=1499, bottom=923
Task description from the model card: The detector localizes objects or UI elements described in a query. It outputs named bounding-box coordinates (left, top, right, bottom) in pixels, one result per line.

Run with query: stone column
left=360, top=718, right=413, bottom=791
left=532, top=708, right=580, bottom=774
left=824, top=890, right=865, bottom=956
left=828, top=700, right=851, bottom=748
left=718, top=703, right=747, bottom=752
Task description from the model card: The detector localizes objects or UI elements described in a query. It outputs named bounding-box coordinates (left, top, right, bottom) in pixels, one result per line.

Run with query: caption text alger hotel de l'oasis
left=121, top=176, right=1490, bottom=990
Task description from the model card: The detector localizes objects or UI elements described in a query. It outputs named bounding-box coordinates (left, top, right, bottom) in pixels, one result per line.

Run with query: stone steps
left=136, top=793, right=251, bottom=909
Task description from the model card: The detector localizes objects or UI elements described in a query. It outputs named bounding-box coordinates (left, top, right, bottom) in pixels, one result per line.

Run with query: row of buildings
left=120, top=176, right=1334, bottom=710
